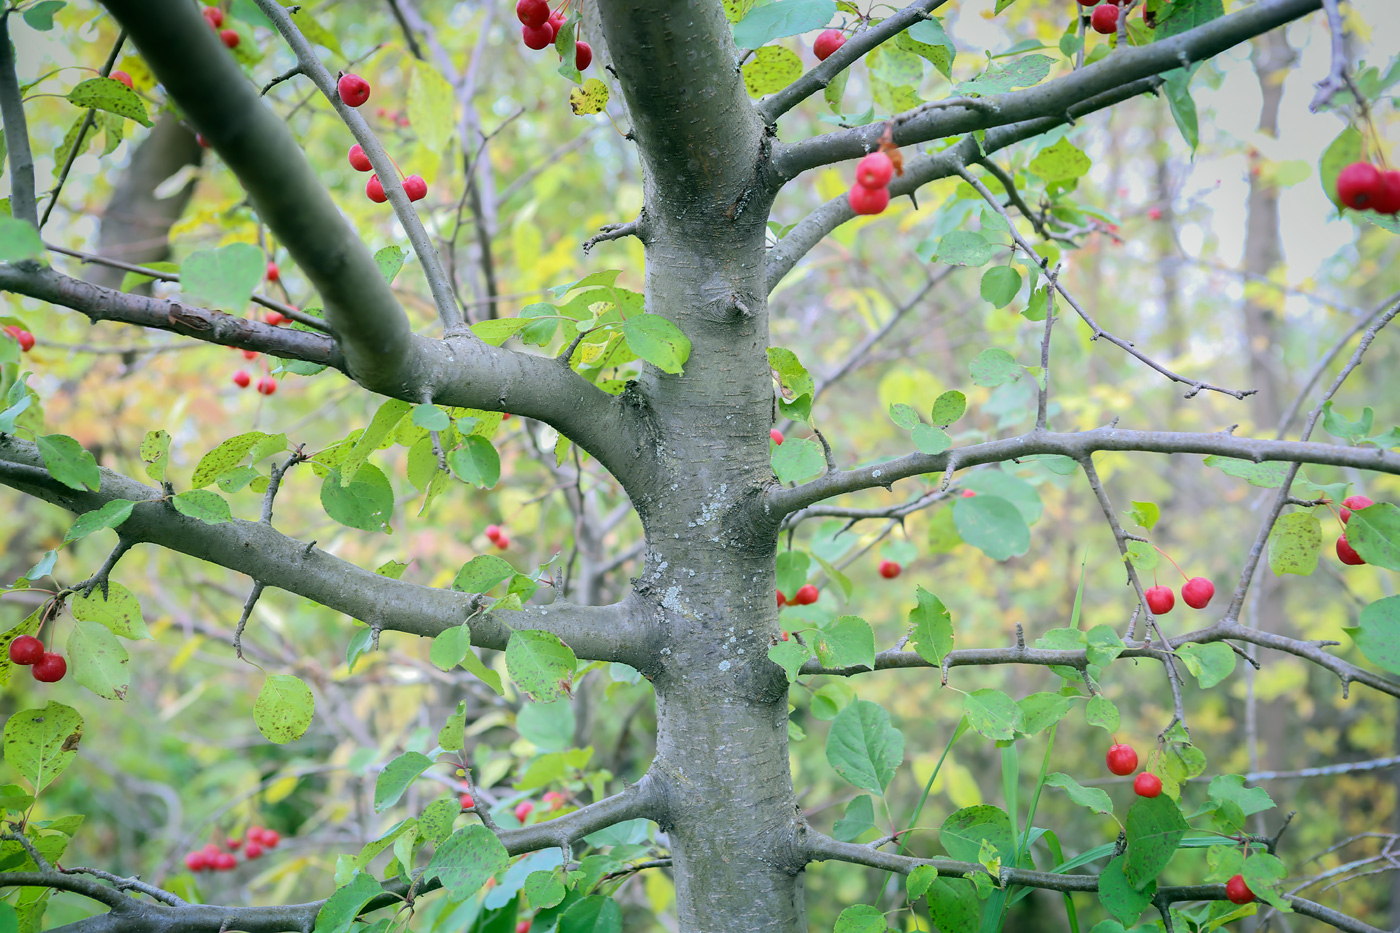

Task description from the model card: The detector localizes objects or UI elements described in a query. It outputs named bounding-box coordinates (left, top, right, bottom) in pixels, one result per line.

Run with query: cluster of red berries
left=346, top=142, right=427, bottom=205
left=777, top=584, right=819, bottom=607
left=485, top=524, right=510, bottom=550
left=1106, top=741, right=1256, bottom=903
left=8, top=635, right=65, bottom=683
left=1075, top=0, right=1121, bottom=35
left=3, top=325, right=34, bottom=353
left=1336, top=494, right=1381, bottom=566
left=183, top=826, right=280, bottom=872
left=200, top=5, right=239, bottom=49
left=1143, top=576, right=1214, bottom=616
left=1336, top=162, right=1400, bottom=214
left=848, top=151, right=894, bottom=216
left=812, top=29, right=846, bottom=61
left=375, top=107, right=412, bottom=129
left=516, top=0, right=591, bottom=70
left=231, top=370, right=277, bottom=394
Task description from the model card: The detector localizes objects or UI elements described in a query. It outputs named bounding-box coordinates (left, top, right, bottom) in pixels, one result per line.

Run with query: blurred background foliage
left=2, top=0, right=1399, bottom=929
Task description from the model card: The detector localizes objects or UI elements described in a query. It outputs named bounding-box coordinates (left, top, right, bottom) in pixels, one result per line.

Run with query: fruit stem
left=1150, top=544, right=1188, bottom=580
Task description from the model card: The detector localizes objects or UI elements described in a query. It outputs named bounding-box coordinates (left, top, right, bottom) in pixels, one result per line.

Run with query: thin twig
left=232, top=582, right=265, bottom=661
left=0, top=13, right=40, bottom=225
left=954, top=164, right=1253, bottom=399
left=39, top=32, right=126, bottom=228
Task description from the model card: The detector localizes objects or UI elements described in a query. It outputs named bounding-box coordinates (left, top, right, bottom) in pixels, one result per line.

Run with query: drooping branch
left=756, top=0, right=952, bottom=124
left=97, top=0, right=416, bottom=392
left=771, top=0, right=1322, bottom=182
left=0, top=436, right=652, bottom=668
left=801, top=829, right=1386, bottom=933
left=766, top=77, right=1160, bottom=293
left=764, top=426, right=1400, bottom=518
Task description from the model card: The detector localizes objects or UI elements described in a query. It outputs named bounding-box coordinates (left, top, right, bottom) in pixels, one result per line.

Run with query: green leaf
left=313, top=873, right=384, bottom=933
left=826, top=699, right=904, bottom=795
left=1162, top=67, right=1199, bottom=153
left=833, top=795, right=875, bottom=842
left=66, top=77, right=152, bottom=127
left=980, top=265, right=1022, bottom=308
left=406, top=59, right=455, bottom=152
left=253, top=673, right=315, bottom=744
left=452, top=554, right=516, bottom=593
left=911, top=423, right=951, bottom=454
left=1028, top=138, right=1091, bottom=182
left=1242, top=851, right=1290, bottom=911
left=321, top=465, right=394, bottom=532
left=1348, top=502, right=1400, bottom=570
left=956, top=54, right=1053, bottom=95
left=506, top=630, right=577, bottom=703
left=969, top=348, right=1020, bottom=386
left=2, top=702, right=83, bottom=794
left=516, top=699, right=574, bottom=752
left=375, top=752, right=435, bottom=812
left=768, top=638, right=813, bottom=682
left=63, top=499, right=134, bottom=544
left=939, top=804, right=1013, bottom=862
left=935, top=230, right=996, bottom=267
left=961, top=470, right=1042, bottom=524
left=771, top=437, right=825, bottom=484
left=66, top=618, right=129, bottom=700
left=907, top=586, right=953, bottom=666
left=70, top=581, right=150, bottom=640
left=1177, top=642, right=1235, bottom=688
left=953, top=494, right=1030, bottom=560
left=412, top=403, right=449, bottom=432
left=732, top=0, right=836, bottom=48
left=1206, top=775, right=1274, bottom=816
left=1099, top=855, right=1153, bottom=925
left=1319, top=126, right=1365, bottom=209
left=0, top=217, right=45, bottom=262
left=559, top=895, right=623, bottom=933
left=425, top=825, right=510, bottom=899
left=525, top=870, right=567, bottom=910
left=923, top=876, right=979, bottom=929
left=1016, top=692, right=1073, bottom=734
left=22, top=1, right=65, bottom=30
left=1127, top=500, right=1159, bottom=531
left=340, top=400, right=412, bottom=483
left=1344, top=596, right=1400, bottom=675
left=810, top=616, right=875, bottom=671
left=1154, top=0, right=1223, bottom=40
left=1322, top=401, right=1373, bottom=442
left=1045, top=772, right=1114, bottom=815
left=1202, top=455, right=1289, bottom=488
left=1085, top=696, right=1120, bottom=731
left=191, top=431, right=268, bottom=487
left=180, top=243, right=263, bottom=310
left=374, top=245, right=406, bottom=284
left=832, top=904, right=885, bottom=933
left=905, top=19, right=955, bottom=77
left=36, top=434, right=100, bottom=491
left=1124, top=795, right=1188, bottom=888
left=741, top=45, right=803, bottom=97
left=139, top=429, right=170, bottom=482
left=171, top=489, right=233, bottom=524
left=448, top=436, right=501, bottom=489
left=963, top=688, right=1024, bottom=740
left=888, top=403, right=920, bottom=430
left=618, top=312, right=691, bottom=376
left=930, top=390, right=966, bottom=426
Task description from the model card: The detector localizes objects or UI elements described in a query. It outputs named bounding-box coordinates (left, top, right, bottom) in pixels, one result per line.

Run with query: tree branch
left=0, top=13, right=38, bottom=225
left=251, top=0, right=463, bottom=331
left=0, top=436, right=652, bottom=668
left=765, top=426, right=1400, bottom=518
left=98, top=0, right=417, bottom=392
left=756, top=0, right=951, bottom=124
left=766, top=77, right=1160, bottom=293
left=801, top=829, right=1385, bottom=933
left=771, top=0, right=1321, bottom=182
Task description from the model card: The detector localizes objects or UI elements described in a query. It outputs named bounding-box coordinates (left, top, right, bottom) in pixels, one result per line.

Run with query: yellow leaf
left=569, top=78, right=609, bottom=116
